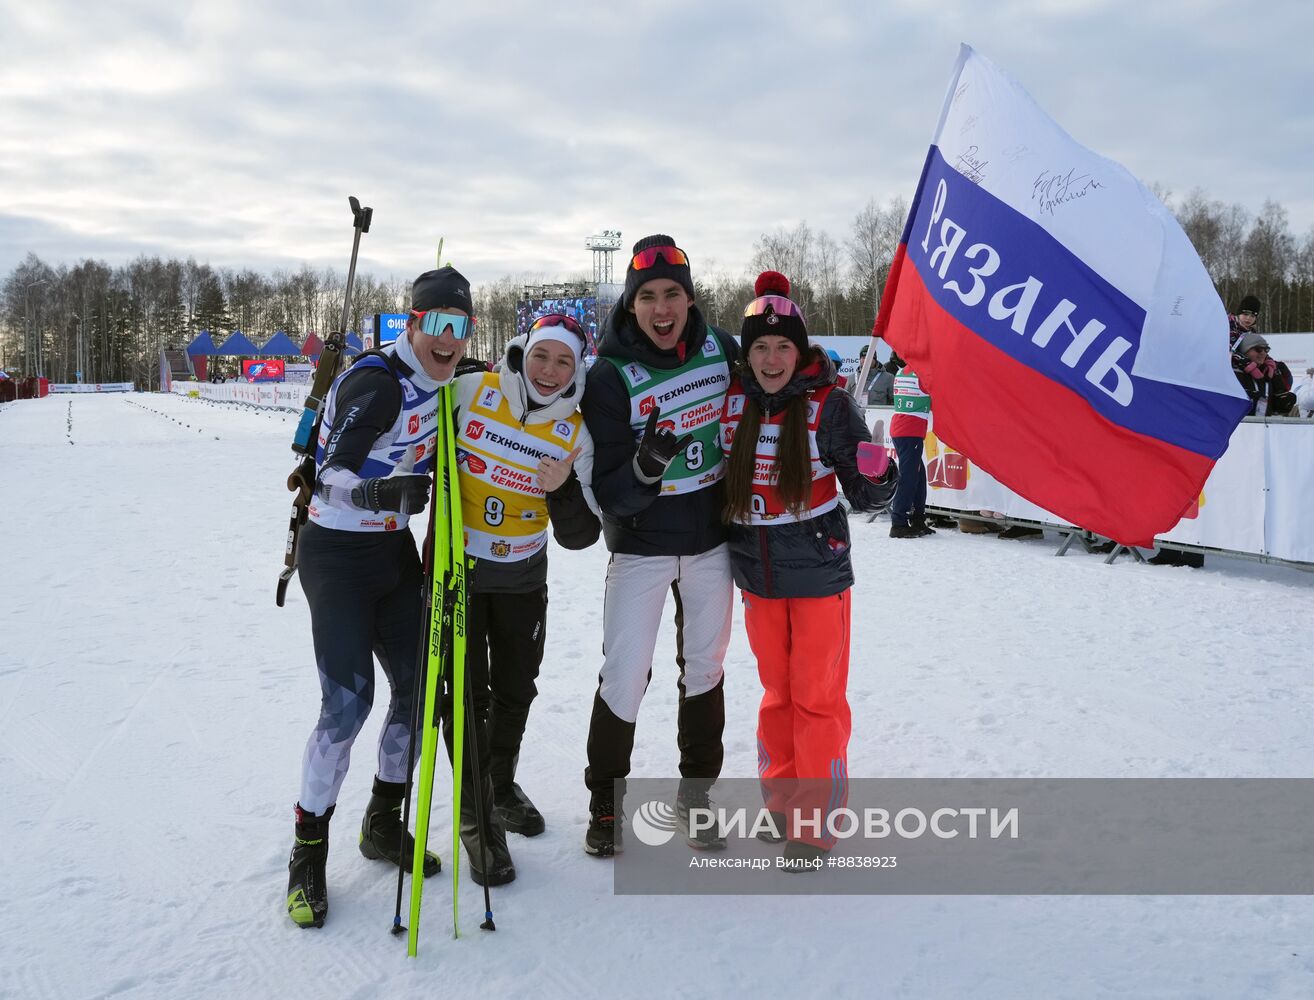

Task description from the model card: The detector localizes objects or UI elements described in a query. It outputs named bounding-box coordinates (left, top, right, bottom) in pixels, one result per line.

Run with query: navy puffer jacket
left=581, top=302, right=739, bottom=556
left=725, top=350, right=896, bottom=599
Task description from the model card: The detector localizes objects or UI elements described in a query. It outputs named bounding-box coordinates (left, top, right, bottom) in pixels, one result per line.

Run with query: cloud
left=1, top=0, right=1310, bottom=288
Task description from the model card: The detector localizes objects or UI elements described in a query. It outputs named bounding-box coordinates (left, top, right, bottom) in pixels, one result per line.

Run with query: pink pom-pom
left=754, top=271, right=790, bottom=297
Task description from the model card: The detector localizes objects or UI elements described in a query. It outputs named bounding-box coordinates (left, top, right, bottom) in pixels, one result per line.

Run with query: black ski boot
left=780, top=839, right=828, bottom=873
left=676, top=781, right=727, bottom=851
left=358, top=777, right=440, bottom=877
left=756, top=809, right=787, bottom=844
left=287, top=803, right=333, bottom=928
left=440, top=684, right=513, bottom=885
left=584, top=794, right=622, bottom=857
left=491, top=754, right=545, bottom=837
left=461, top=778, right=516, bottom=886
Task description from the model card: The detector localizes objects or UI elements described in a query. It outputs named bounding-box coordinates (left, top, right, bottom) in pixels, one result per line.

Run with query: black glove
left=864, top=464, right=899, bottom=512
left=352, top=473, right=431, bottom=515
left=634, top=407, right=693, bottom=480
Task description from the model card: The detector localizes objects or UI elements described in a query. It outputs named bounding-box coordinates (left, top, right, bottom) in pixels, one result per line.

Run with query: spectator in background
left=826, top=348, right=848, bottom=389
left=888, top=354, right=933, bottom=538
left=1228, top=294, right=1262, bottom=351
left=1232, top=333, right=1296, bottom=417
left=858, top=344, right=895, bottom=406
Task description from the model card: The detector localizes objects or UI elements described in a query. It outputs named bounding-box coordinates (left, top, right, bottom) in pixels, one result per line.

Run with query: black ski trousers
left=297, top=521, right=423, bottom=815
left=441, top=586, right=548, bottom=790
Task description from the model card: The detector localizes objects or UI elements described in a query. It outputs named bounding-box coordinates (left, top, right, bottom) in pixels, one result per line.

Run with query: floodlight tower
left=586, top=229, right=623, bottom=285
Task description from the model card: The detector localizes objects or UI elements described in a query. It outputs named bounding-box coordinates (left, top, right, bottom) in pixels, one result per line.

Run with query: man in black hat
left=578, top=236, right=739, bottom=857
left=285, top=266, right=474, bottom=929
left=856, top=343, right=895, bottom=406
left=1228, top=294, right=1262, bottom=351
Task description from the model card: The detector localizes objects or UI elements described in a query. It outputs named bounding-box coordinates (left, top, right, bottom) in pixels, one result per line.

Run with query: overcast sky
left=2, top=0, right=1310, bottom=287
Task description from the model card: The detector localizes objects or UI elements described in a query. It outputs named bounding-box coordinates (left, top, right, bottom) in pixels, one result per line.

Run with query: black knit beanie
left=740, top=271, right=809, bottom=357
left=1237, top=294, right=1262, bottom=314
left=622, top=235, right=695, bottom=309
left=411, top=266, right=474, bottom=315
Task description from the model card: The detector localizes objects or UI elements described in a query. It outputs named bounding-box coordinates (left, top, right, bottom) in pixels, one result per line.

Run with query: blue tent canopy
left=346, top=333, right=364, bottom=352
left=214, top=331, right=260, bottom=356
left=259, top=331, right=302, bottom=356
left=186, top=331, right=220, bottom=356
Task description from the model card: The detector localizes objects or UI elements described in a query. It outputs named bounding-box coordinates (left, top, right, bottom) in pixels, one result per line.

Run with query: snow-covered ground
left=4, top=392, right=1314, bottom=1000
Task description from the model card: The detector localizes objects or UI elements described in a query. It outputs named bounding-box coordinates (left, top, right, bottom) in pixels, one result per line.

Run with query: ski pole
left=463, top=656, right=496, bottom=931
left=391, top=448, right=441, bottom=937
left=437, top=386, right=494, bottom=932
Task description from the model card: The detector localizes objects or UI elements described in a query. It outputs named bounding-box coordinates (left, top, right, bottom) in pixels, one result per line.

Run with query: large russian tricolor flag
left=875, top=45, right=1249, bottom=547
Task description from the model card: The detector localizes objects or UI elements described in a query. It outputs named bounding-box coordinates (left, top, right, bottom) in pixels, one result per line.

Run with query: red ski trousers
left=743, top=589, right=851, bottom=848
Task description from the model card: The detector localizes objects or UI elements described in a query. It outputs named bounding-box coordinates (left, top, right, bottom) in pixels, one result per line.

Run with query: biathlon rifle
left=276, top=195, right=373, bottom=607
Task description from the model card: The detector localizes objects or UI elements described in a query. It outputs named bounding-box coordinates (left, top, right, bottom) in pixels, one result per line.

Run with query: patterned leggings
left=296, top=521, right=423, bottom=815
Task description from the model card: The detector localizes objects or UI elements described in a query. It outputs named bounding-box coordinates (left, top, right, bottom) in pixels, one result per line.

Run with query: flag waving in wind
left=875, top=44, right=1249, bottom=547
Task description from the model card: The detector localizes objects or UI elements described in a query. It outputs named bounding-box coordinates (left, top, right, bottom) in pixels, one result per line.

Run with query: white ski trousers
left=598, top=544, right=734, bottom=724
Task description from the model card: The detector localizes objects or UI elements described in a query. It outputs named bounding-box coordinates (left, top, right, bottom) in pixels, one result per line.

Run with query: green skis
left=405, top=380, right=494, bottom=956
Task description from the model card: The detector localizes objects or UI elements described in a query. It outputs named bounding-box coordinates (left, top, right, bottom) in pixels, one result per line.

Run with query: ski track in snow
left=3, top=393, right=1314, bottom=999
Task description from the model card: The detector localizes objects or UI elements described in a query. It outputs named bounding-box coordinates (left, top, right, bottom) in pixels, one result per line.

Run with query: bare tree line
left=4, top=190, right=1312, bottom=388
left=693, top=198, right=910, bottom=337
left=0, top=256, right=413, bottom=389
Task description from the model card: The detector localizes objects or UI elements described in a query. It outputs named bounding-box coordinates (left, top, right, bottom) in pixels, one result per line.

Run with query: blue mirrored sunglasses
left=411, top=309, right=472, bottom=340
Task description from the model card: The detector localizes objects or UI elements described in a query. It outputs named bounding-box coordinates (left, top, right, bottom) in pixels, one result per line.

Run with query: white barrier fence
left=172, top=381, right=305, bottom=409
left=49, top=382, right=135, bottom=393
left=172, top=382, right=1309, bottom=565
left=872, top=408, right=1313, bottom=564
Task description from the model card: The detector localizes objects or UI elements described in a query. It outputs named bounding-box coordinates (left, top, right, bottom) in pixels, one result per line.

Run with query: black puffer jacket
left=725, top=350, right=896, bottom=599
left=1231, top=351, right=1296, bottom=417
left=581, top=302, right=739, bottom=556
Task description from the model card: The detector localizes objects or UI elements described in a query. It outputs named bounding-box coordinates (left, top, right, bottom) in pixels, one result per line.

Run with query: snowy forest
left=2, top=191, right=1311, bottom=388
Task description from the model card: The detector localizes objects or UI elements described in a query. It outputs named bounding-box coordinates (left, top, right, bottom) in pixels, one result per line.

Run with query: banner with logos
left=362, top=313, right=408, bottom=349
left=176, top=381, right=304, bottom=408
left=49, top=382, right=134, bottom=393
left=876, top=411, right=1310, bottom=562
left=241, top=359, right=285, bottom=382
